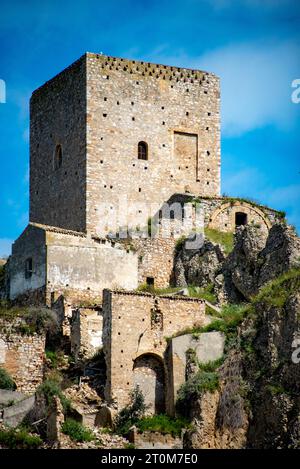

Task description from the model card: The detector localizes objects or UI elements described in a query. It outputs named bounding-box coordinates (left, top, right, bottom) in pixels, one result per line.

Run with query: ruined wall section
left=126, top=237, right=177, bottom=289
left=9, top=224, right=139, bottom=305
left=46, top=229, right=138, bottom=300
left=30, top=55, right=87, bottom=232
left=9, top=224, right=46, bottom=300
left=0, top=320, right=45, bottom=394
left=103, top=290, right=205, bottom=409
left=70, top=307, right=103, bottom=360
left=86, top=53, right=220, bottom=236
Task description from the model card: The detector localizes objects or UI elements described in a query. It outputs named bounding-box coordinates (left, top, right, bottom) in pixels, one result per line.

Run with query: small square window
left=146, top=277, right=154, bottom=287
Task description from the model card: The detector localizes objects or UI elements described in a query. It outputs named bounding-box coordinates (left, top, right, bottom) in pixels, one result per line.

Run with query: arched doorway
left=235, top=212, right=248, bottom=226
left=133, top=354, right=165, bottom=414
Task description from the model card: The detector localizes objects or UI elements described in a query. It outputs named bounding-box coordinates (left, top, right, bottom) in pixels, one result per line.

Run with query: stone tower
left=29, top=53, right=220, bottom=237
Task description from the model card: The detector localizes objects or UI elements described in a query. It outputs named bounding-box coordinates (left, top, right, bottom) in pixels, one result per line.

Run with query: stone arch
left=209, top=201, right=271, bottom=233
left=133, top=353, right=165, bottom=414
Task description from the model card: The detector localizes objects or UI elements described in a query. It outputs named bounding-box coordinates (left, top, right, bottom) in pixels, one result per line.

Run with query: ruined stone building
left=6, top=53, right=282, bottom=412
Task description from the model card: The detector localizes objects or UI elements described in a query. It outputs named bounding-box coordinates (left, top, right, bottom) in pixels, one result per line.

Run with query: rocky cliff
left=177, top=224, right=300, bottom=449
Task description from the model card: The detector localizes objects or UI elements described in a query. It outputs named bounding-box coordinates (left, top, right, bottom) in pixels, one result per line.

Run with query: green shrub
left=0, top=367, right=16, bottom=390
left=62, top=419, right=94, bottom=442
left=38, top=379, right=71, bottom=413
left=175, top=236, right=187, bottom=253
left=115, top=386, right=147, bottom=436
left=0, top=427, right=42, bottom=449
left=177, top=370, right=219, bottom=416
left=198, top=358, right=224, bottom=372
left=266, top=384, right=286, bottom=396
left=45, top=350, right=58, bottom=368
left=0, top=304, right=58, bottom=335
left=136, top=414, right=189, bottom=437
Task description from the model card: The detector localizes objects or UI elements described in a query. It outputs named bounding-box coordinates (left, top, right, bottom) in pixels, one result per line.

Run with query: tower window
left=235, top=212, right=248, bottom=226
left=25, top=258, right=33, bottom=279
left=138, top=141, right=148, bottom=160
left=54, top=144, right=62, bottom=170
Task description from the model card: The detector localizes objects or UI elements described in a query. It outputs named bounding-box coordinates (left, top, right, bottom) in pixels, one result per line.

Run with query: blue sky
left=0, top=0, right=299, bottom=256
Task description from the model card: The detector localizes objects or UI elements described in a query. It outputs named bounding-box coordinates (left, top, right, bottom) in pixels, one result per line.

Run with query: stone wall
left=102, top=290, right=205, bottom=412
left=30, top=55, right=87, bottom=232
left=9, top=223, right=138, bottom=303
left=131, top=237, right=177, bottom=289
left=71, top=307, right=103, bottom=360
left=86, top=53, right=220, bottom=236
left=129, top=427, right=182, bottom=449
left=0, top=321, right=45, bottom=394
left=9, top=224, right=46, bottom=301
left=29, top=53, right=220, bottom=237
left=168, top=332, right=225, bottom=416
left=161, top=194, right=282, bottom=235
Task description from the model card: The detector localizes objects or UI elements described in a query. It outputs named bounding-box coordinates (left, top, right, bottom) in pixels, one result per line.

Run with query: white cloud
left=0, top=239, right=12, bottom=258
left=145, top=40, right=300, bottom=136
left=197, top=41, right=300, bottom=136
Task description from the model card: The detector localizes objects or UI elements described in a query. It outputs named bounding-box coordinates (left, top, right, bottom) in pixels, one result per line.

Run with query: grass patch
left=204, top=228, right=234, bottom=255
left=252, top=268, right=300, bottom=309
left=136, top=414, right=189, bottom=438
left=137, top=284, right=181, bottom=295
left=187, top=283, right=217, bottom=304
left=62, top=419, right=94, bottom=442
left=0, top=367, right=16, bottom=390
left=0, top=427, right=42, bottom=449
left=169, top=303, right=251, bottom=343
left=205, top=303, right=222, bottom=317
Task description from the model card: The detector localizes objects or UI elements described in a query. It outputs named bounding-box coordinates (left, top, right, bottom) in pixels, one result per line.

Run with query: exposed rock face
left=223, top=224, right=300, bottom=302
left=173, top=239, right=225, bottom=288
left=184, top=274, right=300, bottom=449
left=222, top=226, right=268, bottom=301
left=183, top=350, right=249, bottom=449
left=257, top=224, right=300, bottom=289
left=174, top=223, right=300, bottom=304
left=245, top=291, right=300, bottom=448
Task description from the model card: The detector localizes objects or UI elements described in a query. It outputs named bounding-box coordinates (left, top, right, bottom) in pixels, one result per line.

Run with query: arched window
left=54, top=144, right=63, bottom=170
left=138, top=141, right=148, bottom=160
left=235, top=212, right=248, bottom=226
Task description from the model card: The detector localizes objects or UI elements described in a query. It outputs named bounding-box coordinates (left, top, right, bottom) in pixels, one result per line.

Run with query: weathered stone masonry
left=103, top=290, right=205, bottom=413
left=10, top=222, right=138, bottom=303
left=30, top=53, right=220, bottom=237
left=0, top=320, right=45, bottom=394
